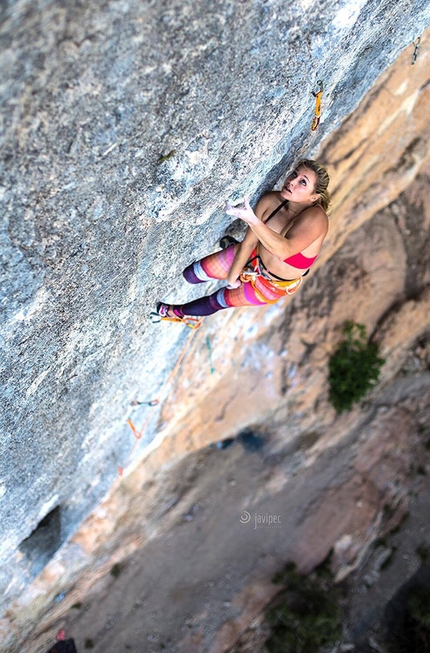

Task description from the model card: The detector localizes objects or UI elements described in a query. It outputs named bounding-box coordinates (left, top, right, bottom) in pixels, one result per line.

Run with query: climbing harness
left=311, top=80, right=323, bottom=131
left=240, top=255, right=303, bottom=298
left=240, top=269, right=302, bottom=300
left=412, top=36, right=421, bottom=65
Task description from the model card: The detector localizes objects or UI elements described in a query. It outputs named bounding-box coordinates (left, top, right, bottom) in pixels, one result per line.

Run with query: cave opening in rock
left=19, top=506, right=63, bottom=577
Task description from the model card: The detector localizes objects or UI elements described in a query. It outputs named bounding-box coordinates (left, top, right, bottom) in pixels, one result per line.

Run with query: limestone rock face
left=1, top=1, right=430, bottom=650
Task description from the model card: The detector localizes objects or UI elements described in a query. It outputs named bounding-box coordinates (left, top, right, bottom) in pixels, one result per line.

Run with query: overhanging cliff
left=1, top=0, right=430, bottom=647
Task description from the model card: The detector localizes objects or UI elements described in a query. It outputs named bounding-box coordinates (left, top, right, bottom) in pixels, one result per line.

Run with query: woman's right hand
left=225, top=198, right=259, bottom=227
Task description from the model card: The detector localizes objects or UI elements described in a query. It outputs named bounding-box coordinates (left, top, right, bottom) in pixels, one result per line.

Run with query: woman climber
left=156, top=159, right=330, bottom=320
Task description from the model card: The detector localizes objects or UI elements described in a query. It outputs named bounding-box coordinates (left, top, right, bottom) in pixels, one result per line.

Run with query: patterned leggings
left=172, top=245, right=294, bottom=317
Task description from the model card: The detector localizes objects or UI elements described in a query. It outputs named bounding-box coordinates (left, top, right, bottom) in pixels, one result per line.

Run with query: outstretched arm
left=226, top=198, right=327, bottom=261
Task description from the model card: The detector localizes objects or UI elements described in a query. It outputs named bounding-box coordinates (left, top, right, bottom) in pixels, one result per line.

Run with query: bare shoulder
left=300, top=204, right=328, bottom=228
left=254, top=191, right=283, bottom=219
left=289, top=204, right=328, bottom=240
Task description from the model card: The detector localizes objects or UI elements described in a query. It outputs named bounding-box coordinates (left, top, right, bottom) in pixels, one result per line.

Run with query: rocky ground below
left=30, top=368, right=430, bottom=653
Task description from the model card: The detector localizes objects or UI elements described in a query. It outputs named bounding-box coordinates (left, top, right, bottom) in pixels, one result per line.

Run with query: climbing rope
left=412, top=36, right=421, bottom=65
left=118, top=318, right=204, bottom=474
left=149, top=312, right=203, bottom=329
left=311, top=80, right=323, bottom=131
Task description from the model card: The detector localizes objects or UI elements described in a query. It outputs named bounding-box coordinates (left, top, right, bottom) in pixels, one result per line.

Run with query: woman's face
left=281, top=166, right=319, bottom=204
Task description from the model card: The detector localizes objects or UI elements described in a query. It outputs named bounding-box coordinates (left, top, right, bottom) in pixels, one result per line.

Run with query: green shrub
left=265, top=564, right=342, bottom=653
left=328, top=321, right=385, bottom=413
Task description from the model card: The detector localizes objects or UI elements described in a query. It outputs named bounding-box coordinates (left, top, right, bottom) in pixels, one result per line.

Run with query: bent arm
left=226, top=227, right=259, bottom=285
left=227, top=199, right=327, bottom=261
left=249, top=211, right=326, bottom=260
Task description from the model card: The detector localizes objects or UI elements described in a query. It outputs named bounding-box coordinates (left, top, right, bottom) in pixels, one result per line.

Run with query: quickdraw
left=150, top=312, right=203, bottom=330
left=412, top=37, right=421, bottom=65
left=130, top=398, right=159, bottom=407
left=120, top=317, right=202, bottom=474
left=311, top=80, right=323, bottom=131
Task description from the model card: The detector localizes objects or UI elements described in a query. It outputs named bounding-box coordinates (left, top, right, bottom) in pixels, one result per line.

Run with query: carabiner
left=312, top=80, right=324, bottom=99
left=412, top=36, right=421, bottom=65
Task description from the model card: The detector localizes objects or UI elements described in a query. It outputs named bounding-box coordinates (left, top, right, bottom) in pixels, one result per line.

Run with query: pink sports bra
left=283, top=252, right=317, bottom=268
left=265, top=200, right=317, bottom=270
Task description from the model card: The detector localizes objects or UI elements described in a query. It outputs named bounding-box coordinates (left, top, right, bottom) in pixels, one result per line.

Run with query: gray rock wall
left=1, top=0, right=429, bottom=603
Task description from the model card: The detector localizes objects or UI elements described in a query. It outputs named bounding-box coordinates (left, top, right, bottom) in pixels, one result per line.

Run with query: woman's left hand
left=225, top=197, right=259, bottom=226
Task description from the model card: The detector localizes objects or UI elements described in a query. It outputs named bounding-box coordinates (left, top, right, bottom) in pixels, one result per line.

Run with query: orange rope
left=158, top=315, right=202, bottom=329
left=118, top=318, right=204, bottom=475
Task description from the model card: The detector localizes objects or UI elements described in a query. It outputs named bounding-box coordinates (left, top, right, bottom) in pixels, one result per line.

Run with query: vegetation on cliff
left=264, top=562, right=342, bottom=652
left=328, top=321, right=385, bottom=413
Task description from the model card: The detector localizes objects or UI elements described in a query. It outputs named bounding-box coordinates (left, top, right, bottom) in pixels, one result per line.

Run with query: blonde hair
left=296, top=159, right=331, bottom=212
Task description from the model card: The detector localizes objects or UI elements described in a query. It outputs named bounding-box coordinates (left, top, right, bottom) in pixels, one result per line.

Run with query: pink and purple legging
left=172, top=245, right=288, bottom=317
